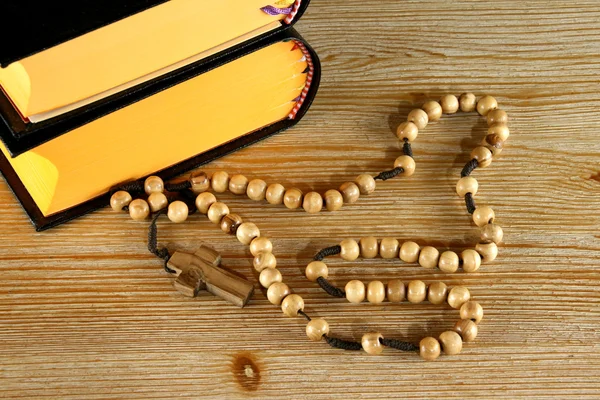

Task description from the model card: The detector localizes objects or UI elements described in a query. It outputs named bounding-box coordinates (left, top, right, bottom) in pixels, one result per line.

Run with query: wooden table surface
left=2, top=1, right=600, bottom=398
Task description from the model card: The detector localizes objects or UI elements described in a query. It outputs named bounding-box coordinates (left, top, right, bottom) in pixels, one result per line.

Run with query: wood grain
left=1, top=1, right=600, bottom=398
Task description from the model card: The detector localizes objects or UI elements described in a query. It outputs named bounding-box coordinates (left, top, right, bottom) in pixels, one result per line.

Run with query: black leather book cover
left=0, top=0, right=169, bottom=67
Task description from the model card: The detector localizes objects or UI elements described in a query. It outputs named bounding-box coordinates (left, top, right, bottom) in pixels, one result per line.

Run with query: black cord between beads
left=298, top=310, right=311, bottom=321
left=461, top=158, right=479, bottom=178
left=323, top=335, right=363, bottom=351
left=147, top=209, right=174, bottom=273
left=380, top=337, right=419, bottom=352
left=465, top=192, right=477, bottom=214
left=402, top=139, right=413, bottom=158
left=115, top=181, right=144, bottom=194
left=374, top=167, right=404, bottom=181
left=313, top=245, right=341, bottom=261
left=165, top=180, right=192, bottom=192
left=317, top=277, right=346, bottom=298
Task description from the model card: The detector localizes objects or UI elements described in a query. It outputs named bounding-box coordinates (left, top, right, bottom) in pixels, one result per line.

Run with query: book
left=0, top=1, right=320, bottom=230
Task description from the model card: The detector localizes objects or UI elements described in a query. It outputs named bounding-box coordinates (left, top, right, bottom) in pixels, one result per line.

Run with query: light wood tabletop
left=1, top=1, right=600, bottom=398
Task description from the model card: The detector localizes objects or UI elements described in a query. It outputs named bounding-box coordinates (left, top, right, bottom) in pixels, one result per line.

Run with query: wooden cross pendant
left=166, top=245, right=254, bottom=308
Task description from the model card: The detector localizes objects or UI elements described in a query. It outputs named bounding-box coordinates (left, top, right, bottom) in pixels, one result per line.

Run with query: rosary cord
left=460, top=159, right=479, bottom=214
left=465, top=193, right=477, bottom=214
left=461, top=158, right=479, bottom=177
left=113, top=178, right=192, bottom=194
left=403, top=139, right=413, bottom=158
left=317, top=277, right=346, bottom=298
left=375, top=139, right=412, bottom=181
left=380, top=338, right=419, bottom=352
left=374, top=167, right=404, bottom=181
left=147, top=209, right=174, bottom=273
left=323, top=335, right=363, bottom=351
left=165, top=180, right=192, bottom=192
left=313, top=245, right=341, bottom=261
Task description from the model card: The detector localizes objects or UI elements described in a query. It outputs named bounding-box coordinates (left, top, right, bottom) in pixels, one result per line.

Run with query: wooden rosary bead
left=303, top=192, right=323, bottom=214
left=447, top=286, right=471, bottom=309
left=440, top=94, right=459, bottom=114
left=456, top=177, right=478, bottom=197
left=475, top=242, right=498, bottom=263
left=345, top=280, right=366, bottom=304
left=306, top=318, right=329, bottom=342
left=459, top=92, right=477, bottom=112
left=247, top=179, right=268, bottom=201
left=189, top=171, right=210, bottom=193
left=427, top=281, right=448, bottom=305
left=396, top=121, right=419, bottom=142
left=362, top=332, right=384, bottom=355
left=422, top=100, right=443, bottom=122
left=129, top=199, right=150, bottom=220
left=454, top=319, right=478, bottom=342
left=267, top=282, right=290, bottom=305
left=476, top=95, right=498, bottom=116
left=439, top=331, right=463, bottom=355
left=473, top=206, right=495, bottom=227
left=481, top=223, right=504, bottom=244
left=266, top=183, right=286, bottom=205
left=367, top=281, right=386, bottom=304
left=211, top=171, right=230, bottom=193
left=407, top=280, right=427, bottom=303
left=228, top=174, right=249, bottom=195
left=340, top=239, right=360, bottom=261
left=359, top=237, right=379, bottom=259
left=250, top=237, right=273, bottom=257
left=400, top=241, right=420, bottom=263
left=418, top=246, right=440, bottom=269
left=148, top=192, right=168, bottom=212
left=419, top=337, right=441, bottom=361
left=393, top=155, right=416, bottom=177
left=207, top=202, right=229, bottom=224
left=339, top=182, right=360, bottom=204
left=221, top=213, right=243, bottom=235
left=259, top=268, right=282, bottom=288
left=167, top=201, right=189, bottom=223
left=461, top=249, right=482, bottom=273
left=482, top=134, right=504, bottom=156
left=110, top=191, right=132, bottom=211
left=470, top=146, right=493, bottom=168
left=407, top=108, right=429, bottom=130
left=283, top=188, right=304, bottom=209
left=438, top=251, right=459, bottom=273
left=144, top=176, right=164, bottom=195
left=253, top=252, right=277, bottom=272
left=281, top=294, right=304, bottom=317
left=236, top=222, right=260, bottom=245
left=487, top=109, right=508, bottom=126
left=387, top=279, right=406, bottom=303
left=379, top=238, right=400, bottom=259
left=196, top=192, right=217, bottom=214
left=488, top=123, right=510, bottom=141
left=460, top=301, right=484, bottom=323
left=305, top=261, right=328, bottom=282
left=324, top=190, right=344, bottom=211
left=355, top=174, right=376, bottom=195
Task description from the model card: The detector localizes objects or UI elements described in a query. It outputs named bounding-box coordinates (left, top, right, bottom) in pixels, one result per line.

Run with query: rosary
left=109, top=93, right=509, bottom=361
